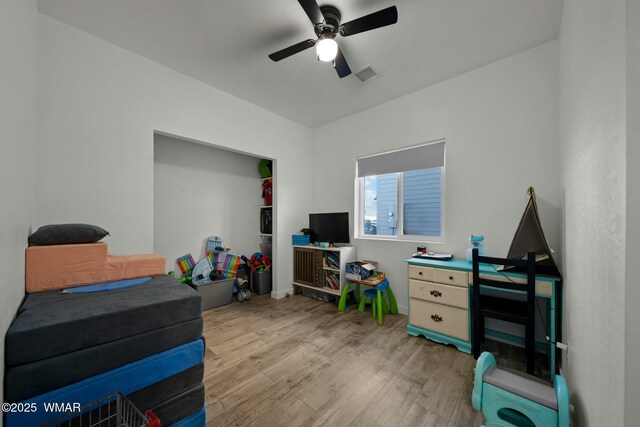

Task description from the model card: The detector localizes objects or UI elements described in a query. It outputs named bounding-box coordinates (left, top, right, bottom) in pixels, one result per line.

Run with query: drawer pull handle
left=431, top=314, right=443, bottom=323
left=430, top=290, right=442, bottom=298
left=418, top=271, right=423, bottom=276
left=449, top=276, right=454, bottom=281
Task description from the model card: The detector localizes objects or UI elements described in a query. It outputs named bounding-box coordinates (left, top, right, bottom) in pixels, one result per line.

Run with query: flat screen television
left=309, top=212, right=350, bottom=244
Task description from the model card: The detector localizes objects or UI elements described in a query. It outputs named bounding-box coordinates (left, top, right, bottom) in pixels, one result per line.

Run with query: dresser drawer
left=408, top=265, right=436, bottom=282
left=435, top=268, right=468, bottom=287
left=409, top=299, right=468, bottom=341
left=409, top=280, right=468, bottom=309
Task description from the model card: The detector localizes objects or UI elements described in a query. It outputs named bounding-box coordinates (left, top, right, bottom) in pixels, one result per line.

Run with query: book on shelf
left=325, top=275, right=335, bottom=290
left=325, top=271, right=339, bottom=290
left=325, top=252, right=340, bottom=270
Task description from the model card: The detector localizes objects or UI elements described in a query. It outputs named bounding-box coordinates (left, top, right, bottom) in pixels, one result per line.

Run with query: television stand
left=292, top=245, right=356, bottom=299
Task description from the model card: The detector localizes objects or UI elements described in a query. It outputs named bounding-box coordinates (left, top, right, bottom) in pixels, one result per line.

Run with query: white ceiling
left=37, top=0, right=563, bottom=128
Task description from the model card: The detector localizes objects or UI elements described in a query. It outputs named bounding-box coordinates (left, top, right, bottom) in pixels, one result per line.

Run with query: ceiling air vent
left=353, top=65, right=379, bottom=83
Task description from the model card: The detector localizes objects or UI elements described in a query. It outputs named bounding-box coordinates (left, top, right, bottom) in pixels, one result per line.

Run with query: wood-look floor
left=202, top=294, right=537, bottom=427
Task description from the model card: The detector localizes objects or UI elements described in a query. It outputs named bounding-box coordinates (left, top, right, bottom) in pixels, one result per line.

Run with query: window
left=356, top=140, right=445, bottom=241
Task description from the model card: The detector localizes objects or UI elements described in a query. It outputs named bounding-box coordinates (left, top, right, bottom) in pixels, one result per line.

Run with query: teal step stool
left=472, top=352, right=570, bottom=427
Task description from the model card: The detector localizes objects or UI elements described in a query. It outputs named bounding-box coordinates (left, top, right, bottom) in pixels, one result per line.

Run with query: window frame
left=354, top=140, right=446, bottom=243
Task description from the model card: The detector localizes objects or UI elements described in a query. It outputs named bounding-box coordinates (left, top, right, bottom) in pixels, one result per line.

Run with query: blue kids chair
left=357, top=278, right=391, bottom=325
left=472, top=352, right=570, bottom=427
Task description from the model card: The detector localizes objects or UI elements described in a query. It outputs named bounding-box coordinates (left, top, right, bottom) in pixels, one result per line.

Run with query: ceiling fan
left=268, top=0, right=398, bottom=78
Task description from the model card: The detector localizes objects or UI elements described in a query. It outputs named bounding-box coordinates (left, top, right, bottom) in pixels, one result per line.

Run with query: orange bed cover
left=25, top=243, right=165, bottom=293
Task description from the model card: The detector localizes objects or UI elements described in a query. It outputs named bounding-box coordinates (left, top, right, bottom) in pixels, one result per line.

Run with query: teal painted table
left=405, top=258, right=562, bottom=377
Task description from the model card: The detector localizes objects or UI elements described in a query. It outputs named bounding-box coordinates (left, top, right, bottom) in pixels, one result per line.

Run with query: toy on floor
left=167, top=271, right=192, bottom=284
left=203, top=236, right=241, bottom=279
left=234, top=277, right=251, bottom=302
left=472, top=352, right=570, bottom=427
left=175, top=237, right=252, bottom=304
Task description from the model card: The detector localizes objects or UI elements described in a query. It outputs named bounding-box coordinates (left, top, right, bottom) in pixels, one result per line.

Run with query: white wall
left=153, top=133, right=263, bottom=270
left=559, top=1, right=627, bottom=425
left=626, top=0, right=640, bottom=424
left=311, top=42, right=560, bottom=314
left=36, top=15, right=313, bottom=297
left=0, top=0, right=38, bottom=415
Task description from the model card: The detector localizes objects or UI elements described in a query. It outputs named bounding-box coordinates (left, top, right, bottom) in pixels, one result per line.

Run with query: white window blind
left=356, top=140, right=445, bottom=177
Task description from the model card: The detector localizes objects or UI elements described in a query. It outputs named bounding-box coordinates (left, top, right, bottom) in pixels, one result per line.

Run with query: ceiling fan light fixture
left=268, top=2, right=397, bottom=79
left=316, top=38, right=338, bottom=62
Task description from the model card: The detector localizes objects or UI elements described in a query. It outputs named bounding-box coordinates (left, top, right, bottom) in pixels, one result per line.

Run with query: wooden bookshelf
left=292, top=245, right=356, bottom=297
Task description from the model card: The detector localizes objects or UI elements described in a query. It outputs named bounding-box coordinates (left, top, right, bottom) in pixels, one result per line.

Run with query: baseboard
left=397, top=304, right=408, bottom=316
left=271, top=287, right=293, bottom=299
left=270, top=289, right=408, bottom=315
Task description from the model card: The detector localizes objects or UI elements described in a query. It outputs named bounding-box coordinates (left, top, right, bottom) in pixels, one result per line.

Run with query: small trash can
left=252, top=271, right=272, bottom=295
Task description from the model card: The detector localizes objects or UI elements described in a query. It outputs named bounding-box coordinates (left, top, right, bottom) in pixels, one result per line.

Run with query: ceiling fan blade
left=298, top=0, right=325, bottom=26
left=339, top=5, right=398, bottom=37
left=333, top=47, right=351, bottom=78
left=268, top=39, right=316, bottom=62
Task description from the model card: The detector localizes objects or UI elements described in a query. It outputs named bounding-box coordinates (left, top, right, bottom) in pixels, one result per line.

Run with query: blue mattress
left=149, top=383, right=204, bottom=426
left=62, top=276, right=152, bottom=293
left=168, top=408, right=206, bottom=427
left=5, top=339, right=204, bottom=427
left=128, top=363, right=204, bottom=412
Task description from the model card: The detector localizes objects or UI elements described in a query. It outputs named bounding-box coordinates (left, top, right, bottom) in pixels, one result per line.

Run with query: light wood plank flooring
left=202, top=294, right=535, bottom=427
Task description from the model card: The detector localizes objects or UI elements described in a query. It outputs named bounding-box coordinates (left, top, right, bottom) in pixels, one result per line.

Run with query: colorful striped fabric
left=176, top=254, right=196, bottom=274
left=209, top=252, right=242, bottom=278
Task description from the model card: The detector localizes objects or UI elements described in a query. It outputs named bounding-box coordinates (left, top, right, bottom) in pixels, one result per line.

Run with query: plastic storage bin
left=299, top=286, right=333, bottom=303
left=252, top=271, right=272, bottom=295
left=260, top=241, right=273, bottom=257
left=189, top=278, right=234, bottom=310
left=292, top=234, right=311, bottom=246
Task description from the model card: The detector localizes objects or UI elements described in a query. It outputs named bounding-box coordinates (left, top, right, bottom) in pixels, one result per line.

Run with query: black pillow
left=28, top=224, right=110, bottom=246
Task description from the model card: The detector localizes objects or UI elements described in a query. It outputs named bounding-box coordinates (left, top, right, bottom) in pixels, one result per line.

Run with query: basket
left=42, top=392, right=157, bottom=427
left=292, top=234, right=310, bottom=246
left=299, top=286, right=334, bottom=303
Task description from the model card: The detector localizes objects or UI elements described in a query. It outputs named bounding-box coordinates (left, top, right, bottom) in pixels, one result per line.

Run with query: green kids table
left=338, top=273, right=398, bottom=324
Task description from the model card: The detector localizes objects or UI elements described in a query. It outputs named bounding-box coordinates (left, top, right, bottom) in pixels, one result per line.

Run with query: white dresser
left=407, top=263, right=471, bottom=352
